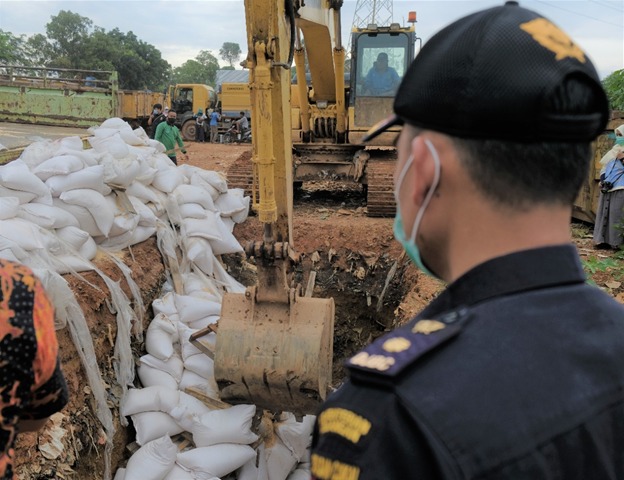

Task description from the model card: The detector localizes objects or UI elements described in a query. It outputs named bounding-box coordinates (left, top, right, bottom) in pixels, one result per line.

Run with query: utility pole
left=346, top=0, right=394, bottom=62
left=351, top=0, right=394, bottom=29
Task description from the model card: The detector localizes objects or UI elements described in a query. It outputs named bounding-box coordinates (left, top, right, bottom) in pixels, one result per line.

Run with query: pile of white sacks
left=0, top=118, right=314, bottom=480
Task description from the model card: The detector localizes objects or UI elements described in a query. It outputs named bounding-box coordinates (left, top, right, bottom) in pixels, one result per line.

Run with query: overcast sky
left=0, top=0, right=622, bottom=79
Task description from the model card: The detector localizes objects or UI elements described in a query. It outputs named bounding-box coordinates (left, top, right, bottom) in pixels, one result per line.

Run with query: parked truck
left=167, top=83, right=218, bottom=140
left=0, top=65, right=165, bottom=130
left=0, top=65, right=218, bottom=141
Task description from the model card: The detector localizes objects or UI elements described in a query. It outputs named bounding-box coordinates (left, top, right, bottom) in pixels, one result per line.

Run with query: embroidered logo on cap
left=520, top=18, right=586, bottom=63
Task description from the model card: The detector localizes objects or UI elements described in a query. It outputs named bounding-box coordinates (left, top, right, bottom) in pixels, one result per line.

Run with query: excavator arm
left=212, top=0, right=337, bottom=415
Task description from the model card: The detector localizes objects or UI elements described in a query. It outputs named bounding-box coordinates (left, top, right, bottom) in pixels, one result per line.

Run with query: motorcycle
left=223, top=125, right=251, bottom=144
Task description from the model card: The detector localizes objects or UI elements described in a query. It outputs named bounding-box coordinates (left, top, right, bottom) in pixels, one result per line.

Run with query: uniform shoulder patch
left=346, top=310, right=469, bottom=384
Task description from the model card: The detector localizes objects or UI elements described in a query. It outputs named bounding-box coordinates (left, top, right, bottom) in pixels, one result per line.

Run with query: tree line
left=0, top=10, right=242, bottom=92
left=0, top=10, right=622, bottom=111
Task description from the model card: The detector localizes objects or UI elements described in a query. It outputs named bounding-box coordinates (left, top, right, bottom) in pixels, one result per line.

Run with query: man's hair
left=450, top=76, right=596, bottom=209
left=154, top=103, right=162, bottom=109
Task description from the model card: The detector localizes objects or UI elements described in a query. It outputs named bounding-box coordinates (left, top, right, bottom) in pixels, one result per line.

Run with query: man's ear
left=409, top=135, right=437, bottom=205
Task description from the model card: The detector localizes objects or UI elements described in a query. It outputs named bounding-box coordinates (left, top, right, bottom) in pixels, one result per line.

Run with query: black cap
left=363, top=1, right=609, bottom=143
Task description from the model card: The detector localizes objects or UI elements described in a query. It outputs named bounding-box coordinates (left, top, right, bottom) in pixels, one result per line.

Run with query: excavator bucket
left=214, top=285, right=335, bottom=415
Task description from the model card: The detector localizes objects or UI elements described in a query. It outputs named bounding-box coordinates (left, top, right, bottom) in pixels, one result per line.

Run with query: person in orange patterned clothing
left=0, top=259, right=68, bottom=480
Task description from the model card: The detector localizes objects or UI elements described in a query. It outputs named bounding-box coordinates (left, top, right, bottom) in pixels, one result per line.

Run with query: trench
left=223, top=245, right=410, bottom=387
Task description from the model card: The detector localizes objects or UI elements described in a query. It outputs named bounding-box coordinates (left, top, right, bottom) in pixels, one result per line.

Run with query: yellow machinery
left=210, top=0, right=338, bottom=415
left=167, top=83, right=218, bottom=140
left=209, top=0, right=420, bottom=415
left=226, top=1, right=419, bottom=217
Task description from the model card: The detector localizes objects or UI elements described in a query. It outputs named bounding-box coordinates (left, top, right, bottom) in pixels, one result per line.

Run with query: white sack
left=177, top=323, right=203, bottom=361
left=101, top=153, right=142, bottom=187
left=0, top=160, right=51, bottom=200
left=124, top=435, right=177, bottom=480
left=185, top=237, right=215, bottom=276
left=45, top=165, right=110, bottom=196
left=178, top=202, right=208, bottom=220
left=137, top=363, right=179, bottom=390
left=121, top=386, right=180, bottom=417
left=145, top=313, right=178, bottom=361
left=215, top=189, right=248, bottom=217
left=176, top=444, right=256, bottom=478
left=88, top=133, right=130, bottom=159
left=174, top=294, right=222, bottom=324
left=151, top=165, right=186, bottom=193
left=52, top=198, right=103, bottom=237
left=183, top=353, right=215, bottom=382
left=192, top=404, right=259, bottom=447
left=208, top=216, right=244, bottom=255
left=0, top=185, right=37, bottom=204
left=276, top=414, right=316, bottom=461
left=79, top=236, right=98, bottom=260
left=129, top=225, right=157, bottom=246
left=0, top=197, right=20, bottom=220
left=0, top=218, right=45, bottom=251
left=18, top=203, right=80, bottom=229
left=60, top=189, right=115, bottom=237
left=173, top=184, right=216, bottom=212
left=33, top=155, right=84, bottom=181
left=140, top=354, right=184, bottom=382
left=131, top=411, right=184, bottom=446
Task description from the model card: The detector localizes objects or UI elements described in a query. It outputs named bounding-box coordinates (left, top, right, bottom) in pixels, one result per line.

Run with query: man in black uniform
left=311, top=2, right=624, bottom=479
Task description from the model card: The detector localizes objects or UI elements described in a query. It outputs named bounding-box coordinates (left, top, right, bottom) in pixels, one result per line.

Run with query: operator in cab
left=362, top=52, right=400, bottom=96
left=311, top=2, right=624, bottom=479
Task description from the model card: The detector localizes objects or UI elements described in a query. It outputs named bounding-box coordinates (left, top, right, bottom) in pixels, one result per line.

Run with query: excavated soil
left=13, top=140, right=624, bottom=478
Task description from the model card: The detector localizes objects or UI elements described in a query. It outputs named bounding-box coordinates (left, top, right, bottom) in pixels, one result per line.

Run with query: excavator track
left=365, top=157, right=397, bottom=217
left=226, top=151, right=254, bottom=197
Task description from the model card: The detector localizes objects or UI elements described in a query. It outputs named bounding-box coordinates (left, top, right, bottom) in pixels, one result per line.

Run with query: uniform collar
left=419, top=244, right=586, bottom=318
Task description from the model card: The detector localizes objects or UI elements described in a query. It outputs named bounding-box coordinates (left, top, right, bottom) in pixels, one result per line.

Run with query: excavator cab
left=349, top=25, right=417, bottom=145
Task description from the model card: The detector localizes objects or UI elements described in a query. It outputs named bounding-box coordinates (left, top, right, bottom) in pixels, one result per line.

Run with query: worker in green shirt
left=155, top=110, right=188, bottom=165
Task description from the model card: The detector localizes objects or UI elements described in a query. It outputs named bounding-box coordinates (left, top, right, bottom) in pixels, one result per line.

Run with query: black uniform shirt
left=311, top=244, right=624, bottom=480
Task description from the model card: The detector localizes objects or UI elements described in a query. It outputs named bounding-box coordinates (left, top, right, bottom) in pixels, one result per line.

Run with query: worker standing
left=155, top=110, right=188, bottom=165
left=311, top=2, right=624, bottom=479
left=209, top=109, right=221, bottom=143
left=147, top=103, right=166, bottom=139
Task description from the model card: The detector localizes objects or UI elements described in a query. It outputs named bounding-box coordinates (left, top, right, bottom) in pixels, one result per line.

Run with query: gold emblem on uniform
left=412, top=319, right=445, bottom=335
left=350, top=351, right=396, bottom=371
left=382, top=337, right=411, bottom=353
left=318, top=408, right=372, bottom=443
left=520, top=18, right=586, bottom=63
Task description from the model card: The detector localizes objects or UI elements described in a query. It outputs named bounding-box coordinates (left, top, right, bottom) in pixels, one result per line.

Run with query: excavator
left=227, top=0, right=419, bottom=217
left=194, top=0, right=417, bottom=415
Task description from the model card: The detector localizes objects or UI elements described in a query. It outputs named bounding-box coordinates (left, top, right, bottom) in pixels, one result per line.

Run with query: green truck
left=0, top=65, right=218, bottom=141
left=0, top=65, right=165, bottom=130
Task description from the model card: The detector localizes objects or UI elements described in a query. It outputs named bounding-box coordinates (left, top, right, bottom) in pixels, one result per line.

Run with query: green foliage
left=45, top=10, right=93, bottom=67
left=603, top=69, right=624, bottom=111
left=3, top=10, right=171, bottom=91
left=582, top=255, right=620, bottom=275
left=172, top=50, right=219, bottom=85
left=0, top=30, right=25, bottom=64
left=219, top=42, right=242, bottom=68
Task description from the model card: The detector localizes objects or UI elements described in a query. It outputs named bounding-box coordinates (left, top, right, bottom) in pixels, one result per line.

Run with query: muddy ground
left=13, top=140, right=624, bottom=478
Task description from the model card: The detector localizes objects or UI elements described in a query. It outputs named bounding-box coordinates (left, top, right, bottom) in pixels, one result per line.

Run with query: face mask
left=167, top=118, right=176, bottom=125
left=393, top=139, right=441, bottom=279
left=616, top=137, right=624, bottom=146
left=153, top=109, right=160, bottom=115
